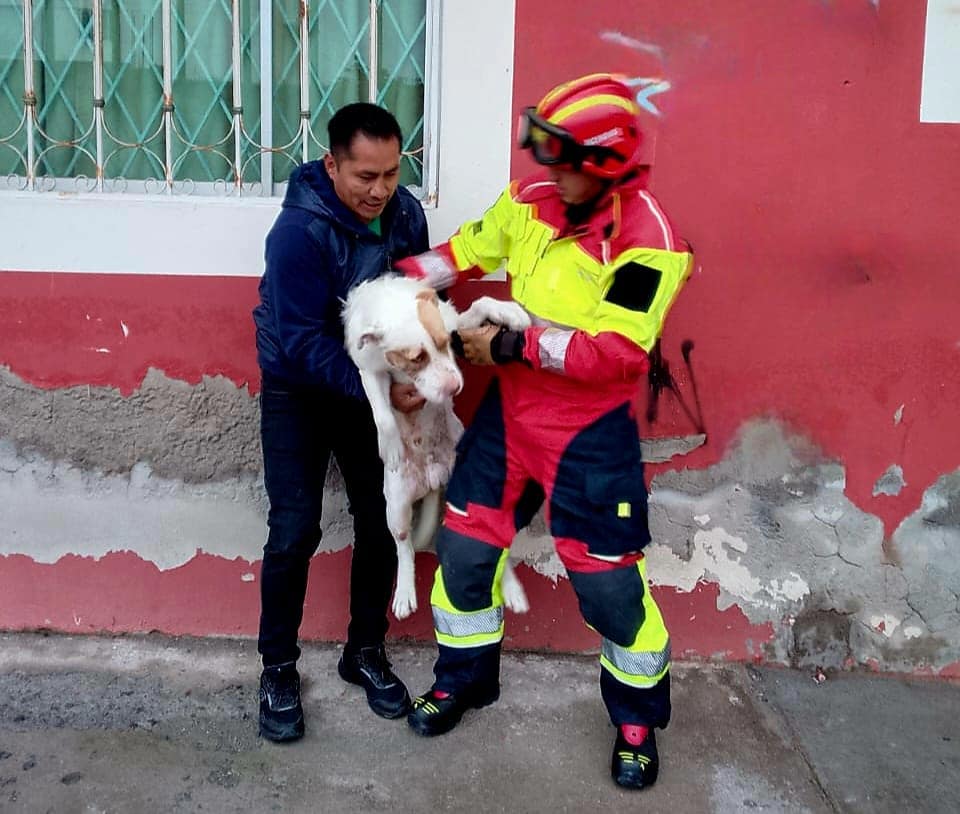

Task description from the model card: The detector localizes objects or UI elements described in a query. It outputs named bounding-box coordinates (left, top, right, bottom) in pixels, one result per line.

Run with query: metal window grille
left=0, top=0, right=437, bottom=197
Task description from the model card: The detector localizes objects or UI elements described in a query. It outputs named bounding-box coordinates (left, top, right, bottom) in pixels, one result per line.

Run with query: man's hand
left=458, top=325, right=500, bottom=366
left=390, top=381, right=426, bottom=413
left=459, top=325, right=527, bottom=366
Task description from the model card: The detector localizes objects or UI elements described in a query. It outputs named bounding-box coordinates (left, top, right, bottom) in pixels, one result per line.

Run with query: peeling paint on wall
left=0, top=366, right=356, bottom=569
left=509, top=419, right=960, bottom=673
left=643, top=421, right=960, bottom=672
left=873, top=464, right=906, bottom=497
left=2, top=367, right=959, bottom=673
left=0, top=366, right=260, bottom=482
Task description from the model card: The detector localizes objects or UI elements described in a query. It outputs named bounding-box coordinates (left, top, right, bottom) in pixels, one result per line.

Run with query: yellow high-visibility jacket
left=415, top=171, right=693, bottom=391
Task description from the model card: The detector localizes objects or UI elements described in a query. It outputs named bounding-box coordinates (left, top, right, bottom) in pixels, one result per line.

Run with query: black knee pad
left=568, top=566, right=646, bottom=648
left=436, top=528, right=503, bottom=612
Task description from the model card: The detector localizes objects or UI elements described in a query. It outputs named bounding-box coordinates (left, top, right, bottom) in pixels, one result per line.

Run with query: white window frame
left=0, top=1, right=516, bottom=277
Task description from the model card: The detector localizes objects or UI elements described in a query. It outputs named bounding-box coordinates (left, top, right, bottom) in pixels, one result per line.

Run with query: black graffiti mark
left=646, top=338, right=706, bottom=436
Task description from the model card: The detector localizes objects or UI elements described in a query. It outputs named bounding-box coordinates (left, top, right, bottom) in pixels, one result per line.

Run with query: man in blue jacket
left=252, top=103, right=429, bottom=742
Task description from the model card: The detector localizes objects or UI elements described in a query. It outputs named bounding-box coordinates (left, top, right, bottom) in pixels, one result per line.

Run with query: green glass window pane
left=100, top=0, right=165, bottom=182
left=0, top=2, right=26, bottom=178
left=306, top=0, right=370, bottom=167
left=238, top=0, right=262, bottom=187
left=271, top=0, right=425, bottom=187
left=268, top=0, right=304, bottom=184
left=1, top=0, right=428, bottom=194
left=169, top=0, right=233, bottom=184
left=33, top=0, right=96, bottom=181
left=379, top=0, right=425, bottom=187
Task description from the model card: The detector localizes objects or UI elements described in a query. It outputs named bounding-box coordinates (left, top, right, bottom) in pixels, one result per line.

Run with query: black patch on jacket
left=605, top=262, right=662, bottom=312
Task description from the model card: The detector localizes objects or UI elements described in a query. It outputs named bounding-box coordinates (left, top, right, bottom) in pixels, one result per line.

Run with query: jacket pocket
left=550, top=466, right=651, bottom=558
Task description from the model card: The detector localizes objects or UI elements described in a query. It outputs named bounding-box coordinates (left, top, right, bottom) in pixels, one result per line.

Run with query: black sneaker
left=259, top=662, right=305, bottom=742
left=337, top=644, right=411, bottom=719
left=406, top=687, right=499, bottom=737
left=611, top=725, right=659, bottom=789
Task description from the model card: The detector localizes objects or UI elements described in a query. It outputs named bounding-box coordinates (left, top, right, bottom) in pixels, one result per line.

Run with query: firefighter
left=393, top=73, right=693, bottom=790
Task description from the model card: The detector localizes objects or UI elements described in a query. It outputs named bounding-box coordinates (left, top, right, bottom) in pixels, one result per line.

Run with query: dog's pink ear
left=358, top=331, right=383, bottom=350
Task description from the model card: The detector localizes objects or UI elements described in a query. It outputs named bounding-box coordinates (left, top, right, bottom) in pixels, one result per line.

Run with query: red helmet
left=518, top=73, right=643, bottom=180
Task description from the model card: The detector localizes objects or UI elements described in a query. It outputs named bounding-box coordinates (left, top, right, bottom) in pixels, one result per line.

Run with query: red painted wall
left=0, top=271, right=259, bottom=396
left=2, top=0, right=959, bottom=666
left=512, top=0, right=960, bottom=534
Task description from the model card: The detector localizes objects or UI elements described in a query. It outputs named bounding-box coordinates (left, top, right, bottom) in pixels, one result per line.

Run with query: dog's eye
left=412, top=350, right=429, bottom=364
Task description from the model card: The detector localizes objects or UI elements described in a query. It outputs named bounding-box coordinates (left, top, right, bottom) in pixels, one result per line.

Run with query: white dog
left=343, top=274, right=531, bottom=619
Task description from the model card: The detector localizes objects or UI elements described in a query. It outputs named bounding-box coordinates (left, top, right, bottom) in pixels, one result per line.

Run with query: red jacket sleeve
left=522, top=326, right=650, bottom=383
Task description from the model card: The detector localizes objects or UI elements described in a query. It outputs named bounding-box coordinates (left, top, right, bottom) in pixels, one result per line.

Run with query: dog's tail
left=411, top=490, right=444, bottom=552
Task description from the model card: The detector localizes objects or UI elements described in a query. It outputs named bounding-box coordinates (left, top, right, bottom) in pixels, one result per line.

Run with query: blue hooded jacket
left=253, top=161, right=429, bottom=398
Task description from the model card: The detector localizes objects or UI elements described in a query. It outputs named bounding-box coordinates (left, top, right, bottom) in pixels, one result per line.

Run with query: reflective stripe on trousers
left=601, top=637, right=671, bottom=688
left=430, top=557, right=509, bottom=649
left=432, top=604, right=505, bottom=648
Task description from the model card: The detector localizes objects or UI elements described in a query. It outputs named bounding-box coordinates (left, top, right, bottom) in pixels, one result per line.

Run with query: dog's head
left=356, top=287, right=464, bottom=403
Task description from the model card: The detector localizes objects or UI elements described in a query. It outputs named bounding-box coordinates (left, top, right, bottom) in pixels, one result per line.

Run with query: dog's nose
left=445, top=372, right=463, bottom=396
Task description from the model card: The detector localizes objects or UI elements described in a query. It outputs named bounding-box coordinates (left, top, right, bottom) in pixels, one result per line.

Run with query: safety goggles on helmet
left=517, top=107, right=622, bottom=170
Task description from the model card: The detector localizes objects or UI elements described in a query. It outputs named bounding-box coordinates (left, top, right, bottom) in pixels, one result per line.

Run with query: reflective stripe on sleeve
left=415, top=250, right=459, bottom=290
left=537, top=328, right=575, bottom=373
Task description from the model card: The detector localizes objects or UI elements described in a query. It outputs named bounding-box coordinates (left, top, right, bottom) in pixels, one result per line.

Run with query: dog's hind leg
left=501, top=561, right=529, bottom=614
left=385, top=478, right=418, bottom=619
left=392, top=536, right=418, bottom=620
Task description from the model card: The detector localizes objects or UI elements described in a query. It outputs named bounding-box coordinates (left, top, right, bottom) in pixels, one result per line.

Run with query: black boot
left=611, top=725, right=659, bottom=789
left=337, top=644, right=411, bottom=719
left=259, top=662, right=305, bottom=742
left=407, top=687, right=500, bottom=737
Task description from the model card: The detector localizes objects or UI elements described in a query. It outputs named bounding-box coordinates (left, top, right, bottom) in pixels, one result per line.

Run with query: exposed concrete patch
left=641, top=433, right=708, bottom=463
left=0, top=365, right=261, bottom=482
left=643, top=419, right=960, bottom=672
left=873, top=464, right=906, bottom=496
left=0, top=368, right=354, bottom=567
left=511, top=513, right=568, bottom=582
left=880, top=470, right=960, bottom=669
left=0, top=438, right=353, bottom=568
left=4, top=366, right=959, bottom=674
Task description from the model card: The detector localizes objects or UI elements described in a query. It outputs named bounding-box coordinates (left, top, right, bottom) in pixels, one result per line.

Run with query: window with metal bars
left=0, top=0, right=435, bottom=197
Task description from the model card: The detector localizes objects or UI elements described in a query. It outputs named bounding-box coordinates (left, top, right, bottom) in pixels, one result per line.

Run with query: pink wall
left=2, top=0, right=959, bottom=672
left=512, top=0, right=960, bottom=536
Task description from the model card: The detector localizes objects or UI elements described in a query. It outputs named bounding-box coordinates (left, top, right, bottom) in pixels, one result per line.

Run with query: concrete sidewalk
left=0, top=634, right=957, bottom=813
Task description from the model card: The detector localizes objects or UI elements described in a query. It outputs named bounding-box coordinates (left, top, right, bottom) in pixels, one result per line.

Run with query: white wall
left=0, top=1, right=516, bottom=277
left=920, top=0, right=960, bottom=123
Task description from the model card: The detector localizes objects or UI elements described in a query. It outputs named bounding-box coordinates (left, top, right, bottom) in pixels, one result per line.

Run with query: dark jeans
left=257, top=372, right=397, bottom=668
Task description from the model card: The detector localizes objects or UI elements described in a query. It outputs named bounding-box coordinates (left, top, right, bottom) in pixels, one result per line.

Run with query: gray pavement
left=0, top=633, right=957, bottom=813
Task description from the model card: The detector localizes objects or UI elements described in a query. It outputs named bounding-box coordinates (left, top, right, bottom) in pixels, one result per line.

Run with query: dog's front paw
left=392, top=586, right=418, bottom=619
left=494, top=301, right=532, bottom=331
left=460, top=297, right=532, bottom=331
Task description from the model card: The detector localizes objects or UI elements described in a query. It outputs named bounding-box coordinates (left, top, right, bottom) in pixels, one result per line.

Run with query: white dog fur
left=343, top=274, right=531, bottom=619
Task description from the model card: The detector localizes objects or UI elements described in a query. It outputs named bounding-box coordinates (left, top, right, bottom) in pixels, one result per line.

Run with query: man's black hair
left=328, top=102, right=402, bottom=159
